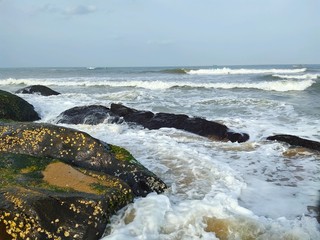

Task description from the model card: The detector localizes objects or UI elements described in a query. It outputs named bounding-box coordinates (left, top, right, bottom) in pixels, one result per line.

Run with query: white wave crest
left=0, top=78, right=314, bottom=92
left=272, top=74, right=319, bottom=80
left=188, top=67, right=307, bottom=75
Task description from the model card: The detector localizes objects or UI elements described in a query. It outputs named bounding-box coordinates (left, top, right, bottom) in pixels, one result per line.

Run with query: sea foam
left=188, top=67, right=307, bottom=75
left=272, top=73, right=319, bottom=80
left=1, top=78, right=315, bottom=92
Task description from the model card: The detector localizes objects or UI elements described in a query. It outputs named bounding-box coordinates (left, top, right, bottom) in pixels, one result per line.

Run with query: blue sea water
left=1, top=65, right=320, bottom=239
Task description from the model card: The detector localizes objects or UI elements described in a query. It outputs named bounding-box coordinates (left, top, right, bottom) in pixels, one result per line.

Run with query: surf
left=187, top=67, right=307, bottom=75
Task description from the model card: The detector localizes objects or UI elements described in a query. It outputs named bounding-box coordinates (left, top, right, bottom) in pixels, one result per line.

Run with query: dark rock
left=267, top=134, right=320, bottom=152
left=16, top=85, right=60, bottom=96
left=0, top=153, right=133, bottom=240
left=110, top=103, right=249, bottom=143
left=110, top=103, right=155, bottom=126
left=0, top=122, right=167, bottom=197
left=0, top=90, right=40, bottom=122
left=56, top=105, right=123, bottom=125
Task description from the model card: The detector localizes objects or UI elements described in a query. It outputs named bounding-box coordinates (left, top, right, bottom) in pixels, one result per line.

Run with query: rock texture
left=267, top=134, right=320, bottom=152
left=0, top=153, right=133, bottom=240
left=0, top=90, right=40, bottom=122
left=0, top=122, right=167, bottom=239
left=16, top=85, right=61, bottom=96
left=0, top=122, right=167, bottom=197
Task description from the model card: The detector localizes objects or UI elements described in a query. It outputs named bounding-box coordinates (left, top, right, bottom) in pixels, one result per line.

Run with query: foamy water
left=187, top=67, right=307, bottom=75
left=1, top=65, right=319, bottom=239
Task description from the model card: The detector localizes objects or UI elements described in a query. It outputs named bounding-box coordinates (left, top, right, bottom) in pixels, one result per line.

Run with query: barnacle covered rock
left=0, top=153, right=133, bottom=240
left=0, top=122, right=167, bottom=197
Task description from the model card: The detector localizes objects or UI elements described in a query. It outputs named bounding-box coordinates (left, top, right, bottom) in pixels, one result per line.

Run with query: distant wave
left=86, top=67, right=107, bottom=70
left=187, top=67, right=307, bottom=75
left=272, top=74, right=319, bottom=80
left=1, top=78, right=314, bottom=92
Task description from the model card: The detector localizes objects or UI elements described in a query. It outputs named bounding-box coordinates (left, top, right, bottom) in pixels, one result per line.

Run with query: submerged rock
left=0, top=90, right=40, bottom=122
left=16, top=85, right=61, bottom=96
left=0, top=122, right=167, bottom=197
left=267, top=134, right=320, bottom=152
left=0, top=153, right=133, bottom=240
left=56, top=105, right=123, bottom=125
left=110, top=103, right=249, bottom=143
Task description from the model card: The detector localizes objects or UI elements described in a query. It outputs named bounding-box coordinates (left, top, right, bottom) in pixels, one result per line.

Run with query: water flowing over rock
left=0, top=90, right=40, bottom=122
left=16, top=85, right=61, bottom=96
left=267, top=134, right=320, bottom=152
left=57, top=104, right=249, bottom=143
left=110, top=103, right=249, bottom=143
left=56, top=105, right=123, bottom=125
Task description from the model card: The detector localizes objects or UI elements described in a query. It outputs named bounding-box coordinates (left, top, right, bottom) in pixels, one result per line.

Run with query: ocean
left=0, top=65, right=319, bottom=239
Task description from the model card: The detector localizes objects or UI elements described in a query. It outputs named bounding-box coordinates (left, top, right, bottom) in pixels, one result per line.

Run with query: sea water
left=0, top=65, right=319, bottom=239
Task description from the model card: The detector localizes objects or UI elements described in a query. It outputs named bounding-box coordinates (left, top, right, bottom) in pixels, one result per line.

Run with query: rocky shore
left=1, top=86, right=319, bottom=239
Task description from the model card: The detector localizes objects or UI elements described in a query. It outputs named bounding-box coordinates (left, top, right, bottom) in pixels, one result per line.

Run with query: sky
left=0, top=0, right=319, bottom=67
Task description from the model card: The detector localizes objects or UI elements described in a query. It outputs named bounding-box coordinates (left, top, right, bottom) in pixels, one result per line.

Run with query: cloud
left=39, top=4, right=96, bottom=16
left=63, top=5, right=97, bottom=15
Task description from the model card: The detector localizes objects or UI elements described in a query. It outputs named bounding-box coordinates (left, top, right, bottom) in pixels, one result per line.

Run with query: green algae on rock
left=0, top=90, right=40, bottom=122
left=0, top=153, right=134, bottom=240
left=0, top=122, right=167, bottom=197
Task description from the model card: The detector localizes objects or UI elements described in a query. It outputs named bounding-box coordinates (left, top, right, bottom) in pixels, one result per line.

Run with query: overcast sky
left=1, top=0, right=319, bottom=67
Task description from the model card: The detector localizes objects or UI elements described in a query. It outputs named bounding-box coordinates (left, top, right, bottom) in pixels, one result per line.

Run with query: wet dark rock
left=0, top=89, right=40, bottom=122
left=110, top=103, right=249, bottom=143
left=0, top=153, right=133, bottom=240
left=0, top=122, right=167, bottom=197
left=16, top=85, right=61, bottom=96
left=267, top=134, right=320, bottom=152
left=56, top=103, right=249, bottom=143
left=56, top=105, right=123, bottom=125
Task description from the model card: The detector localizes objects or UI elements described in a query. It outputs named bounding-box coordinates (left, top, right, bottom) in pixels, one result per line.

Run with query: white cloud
left=63, top=5, right=97, bottom=15
left=39, top=4, right=97, bottom=16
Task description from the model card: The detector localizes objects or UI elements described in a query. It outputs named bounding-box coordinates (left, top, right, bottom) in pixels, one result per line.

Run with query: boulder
left=110, top=104, right=249, bottom=143
left=16, top=85, right=60, bottom=96
left=56, top=105, right=123, bottom=125
left=0, top=90, right=40, bottom=122
left=0, top=122, right=167, bottom=197
left=55, top=104, right=249, bottom=143
left=267, top=134, right=320, bottom=152
left=0, top=153, right=133, bottom=240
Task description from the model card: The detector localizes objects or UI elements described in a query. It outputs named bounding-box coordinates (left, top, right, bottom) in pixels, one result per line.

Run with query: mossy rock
left=0, top=90, right=40, bottom=122
left=0, top=122, right=167, bottom=197
left=0, top=152, right=133, bottom=240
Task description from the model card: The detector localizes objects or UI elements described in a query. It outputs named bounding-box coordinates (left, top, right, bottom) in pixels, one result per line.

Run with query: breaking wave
left=272, top=74, right=319, bottom=80
left=1, top=78, right=315, bottom=92
left=187, top=67, right=307, bottom=75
